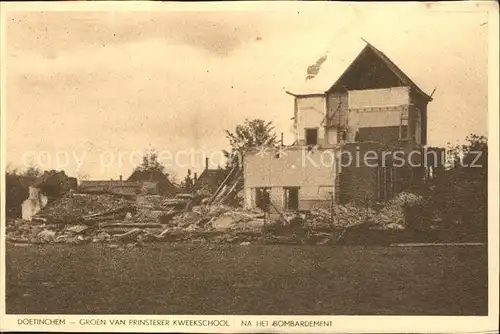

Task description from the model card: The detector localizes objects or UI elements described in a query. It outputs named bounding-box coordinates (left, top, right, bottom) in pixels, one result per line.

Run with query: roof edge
left=285, top=90, right=326, bottom=98
left=324, top=40, right=433, bottom=102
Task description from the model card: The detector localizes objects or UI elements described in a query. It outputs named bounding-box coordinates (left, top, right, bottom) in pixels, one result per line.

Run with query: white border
left=0, top=1, right=498, bottom=333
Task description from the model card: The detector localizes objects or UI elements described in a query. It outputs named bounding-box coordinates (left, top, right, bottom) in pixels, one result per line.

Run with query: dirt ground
left=5, top=243, right=488, bottom=315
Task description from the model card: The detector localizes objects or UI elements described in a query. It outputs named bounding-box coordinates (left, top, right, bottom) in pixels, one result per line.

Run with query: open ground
left=6, top=243, right=487, bottom=315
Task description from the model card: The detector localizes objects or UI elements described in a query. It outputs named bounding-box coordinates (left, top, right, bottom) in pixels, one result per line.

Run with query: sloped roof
left=287, top=38, right=432, bottom=101
left=358, top=40, right=432, bottom=100
left=128, top=169, right=178, bottom=194
left=197, top=168, right=225, bottom=181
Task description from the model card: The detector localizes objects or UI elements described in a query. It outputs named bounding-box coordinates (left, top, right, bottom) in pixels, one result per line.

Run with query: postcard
left=1, top=1, right=498, bottom=332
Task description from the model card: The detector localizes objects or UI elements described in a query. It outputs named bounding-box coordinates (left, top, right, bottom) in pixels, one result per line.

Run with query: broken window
left=284, top=187, right=299, bottom=211
left=305, top=128, right=318, bottom=146
left=399, top=109, right=409, bottom=140
left=255, top=187, right=270, bottom=212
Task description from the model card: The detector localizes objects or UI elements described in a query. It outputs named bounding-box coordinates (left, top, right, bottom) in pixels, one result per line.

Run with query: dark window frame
left=305, top=128, right=319, bottom=146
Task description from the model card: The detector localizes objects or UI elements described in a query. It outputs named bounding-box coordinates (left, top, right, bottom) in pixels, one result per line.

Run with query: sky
left=3, top=3, right=490, bottom=181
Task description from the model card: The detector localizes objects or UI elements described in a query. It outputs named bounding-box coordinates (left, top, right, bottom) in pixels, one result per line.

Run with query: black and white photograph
left=1, top=1, right=498, bottom=332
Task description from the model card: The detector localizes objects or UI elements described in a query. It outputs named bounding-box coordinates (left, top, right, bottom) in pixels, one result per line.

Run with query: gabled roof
left=197, top=168, right=225, bottom=181
left=353, top=40, right=432, bottom=100
left=128, top=169, right=178, bottom=195
left=287, top=38, right=432, bottom=101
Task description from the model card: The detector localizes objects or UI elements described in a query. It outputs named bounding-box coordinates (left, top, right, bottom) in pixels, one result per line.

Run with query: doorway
left=255, top=188, right=271, bottom=212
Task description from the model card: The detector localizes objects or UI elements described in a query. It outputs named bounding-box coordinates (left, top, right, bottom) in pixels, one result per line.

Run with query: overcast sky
left=4, top=3, right=490, bottom=181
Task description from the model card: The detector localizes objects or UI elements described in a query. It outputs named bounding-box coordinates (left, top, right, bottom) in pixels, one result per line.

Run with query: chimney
left=193, top=172, right=198, bottom=184
left=205, top=157, right=209, bottom=170
left=119, top=175, right=122, bottom=181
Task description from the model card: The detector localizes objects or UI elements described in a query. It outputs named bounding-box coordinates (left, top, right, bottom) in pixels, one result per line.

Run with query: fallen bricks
left=98, top=221, right=163, bottom=229
left=6, top=191, right=421, bottom=246
left=33, top=193, right=134, bottom=223
left=4, top=219, right=396, bottom=246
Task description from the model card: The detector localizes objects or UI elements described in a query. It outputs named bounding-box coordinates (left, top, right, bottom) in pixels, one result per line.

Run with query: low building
left=79, top=170, right=177, bottom=197
left=127, top=169, right=178, bottom=196
left=79, top=179, right=144, bottom=195
left=195, top=158, right=227, bottom=194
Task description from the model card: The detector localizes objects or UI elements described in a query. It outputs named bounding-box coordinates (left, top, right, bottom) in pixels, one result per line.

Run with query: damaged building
left=244, top=41, right=435, bottom=211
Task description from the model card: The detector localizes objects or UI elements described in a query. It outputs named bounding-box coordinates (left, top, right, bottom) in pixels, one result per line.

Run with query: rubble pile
left=6, top=191, right=423, bottom=247
left=155, top=205, right=265, bottom=243
left=307, top=205, right=381, bottom=230
left=379, top=192, right=425, bottom=227
left=133, top=195, right=189, bottom=224
left=264, top=203, right=404, bottom=245
left=6, top=197, right=266, bottom=245
left=6, top=220, right=96, bottom=245
left=33, top=193, right=133, bottom=223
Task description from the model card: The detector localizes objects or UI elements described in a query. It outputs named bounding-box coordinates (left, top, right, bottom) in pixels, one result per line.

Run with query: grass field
left=5, top=243, right=488, bottom=315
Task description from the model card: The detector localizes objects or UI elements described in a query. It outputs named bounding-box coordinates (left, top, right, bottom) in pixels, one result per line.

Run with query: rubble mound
left=6, top=191, right=423, bottom=247
left=307, top=205, right=380, bottom=230
left=34, top=193, right=132, bottom=223
left=379, top=192, right=424, bottom=227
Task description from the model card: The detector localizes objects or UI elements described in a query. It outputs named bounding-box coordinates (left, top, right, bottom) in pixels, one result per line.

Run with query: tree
left=446, top=133, right=487, bottom=172
left=5, top=164, right=42, bottom=217
left=23, top=165, right=43, bottom=178
left=428, top=133, right=488, bottom=240
left=224, top=118, right=278, bottom=168
left=184, top=169, right=194, bottom=192
left=135, top=149, right=166, bottom=173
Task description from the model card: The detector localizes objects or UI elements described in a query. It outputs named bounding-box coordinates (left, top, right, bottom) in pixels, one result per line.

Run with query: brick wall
left=338, top=143, right=425, bottom=205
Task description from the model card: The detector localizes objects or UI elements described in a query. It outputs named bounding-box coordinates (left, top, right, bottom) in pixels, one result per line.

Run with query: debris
left=55, top=234, right=89, bottom=244
left=134, top=209, right=174, bottom=224
left=185, top=224, right=199, bottom=232
left=113, top=228, right=142, bottom=242
left=212, top=215, right=233, bottom=230
left=157, top=228, right=185, bottom=241
left=6, top=189, right=422, bottom=246
left=34, top=193, right=132, bottom=223
left=65, top=225, right=89, bottom=234
left=37, top=230, right=56, bottom=243
left=316, top=237, right=331, bottom=245
left=379, top=192, right=425, bottom=227
left=93, top=232, right=111, bottom=243
left=98, top=222, right=162, bottom=229
left=41, top=281, right=56, bottom=288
